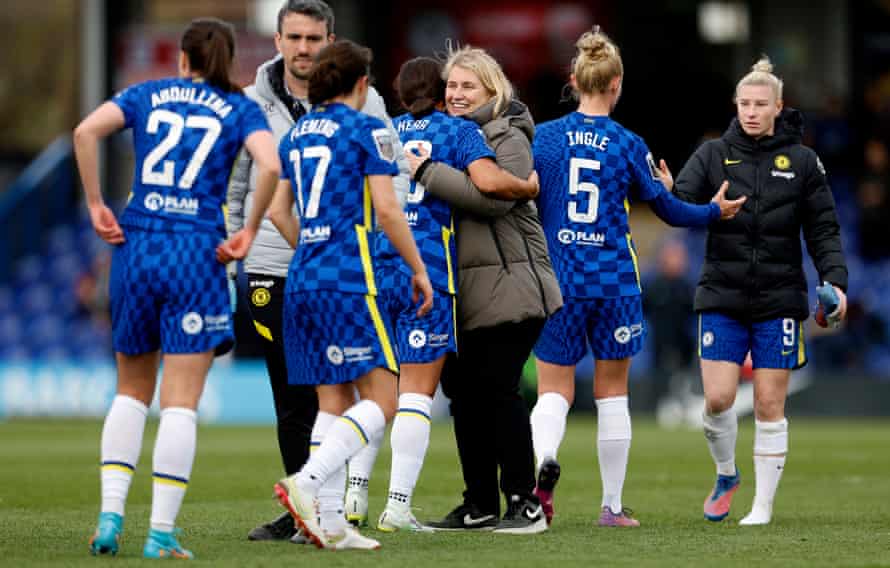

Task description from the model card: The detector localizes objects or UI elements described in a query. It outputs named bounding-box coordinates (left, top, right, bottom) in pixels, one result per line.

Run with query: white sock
left=100, top=395, right=149, bottom=516
left=309, top=412, right=348, bottom=533
left=150, top=407, right=197, bottom=532
left=347, top=421, right=383, bottom=494
left=596, top=396, right=632, bottom=513
left=297, top=400, right=386, bottom=495
left=387, top=393, right=433, bottom=509
left=752, top=418, right=788, bottom=510
left=530, top=392, right=570, bottom=471
left=703, top=408, right=738, bottom=476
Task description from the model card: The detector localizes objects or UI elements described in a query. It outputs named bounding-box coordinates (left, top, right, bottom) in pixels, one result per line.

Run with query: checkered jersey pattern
left=279, top=103, right=399, bottom=295
left=534, top=113, right=667, bottom=298
left=112, top=77, right=269, bottom=237
left=534, top=295, right=644, bottom=363
left=283, top=290, right=397, bottom=385
left=376, top=111, right=494, bottom=293
left=110, top=229, right=233, bottom=355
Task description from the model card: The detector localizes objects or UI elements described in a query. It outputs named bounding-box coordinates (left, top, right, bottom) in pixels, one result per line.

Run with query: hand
left=88, top=202, right=125, bottom=244
left=216, top=228, right=256, bottom=263
left=410, top=271, right=434, bottom=317
left=405, top=146, right=430, bottom=179
left=815, top=283, right=847, bottom=328
left=526, top=170, right=540, bottom=199
left=711, top=180, right=747, bottom=220
left=656, top=159, right=674, bottom=191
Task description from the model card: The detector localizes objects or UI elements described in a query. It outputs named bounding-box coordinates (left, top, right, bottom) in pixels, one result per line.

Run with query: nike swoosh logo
left=724, top=159, right=742, bottom=165
left=782, top=349, right=794, bottom=356
left=463, top=514, right=495, bottom=526
left=524, top=506, right=543, bottom=521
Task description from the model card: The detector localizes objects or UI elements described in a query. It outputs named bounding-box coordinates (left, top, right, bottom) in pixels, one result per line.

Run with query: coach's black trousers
left=441, top=317, right=544, bottom=517
left=246, top=274, right=318, bottom=475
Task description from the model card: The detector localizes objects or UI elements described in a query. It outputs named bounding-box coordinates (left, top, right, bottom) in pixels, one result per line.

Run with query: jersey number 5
left=402, top=140, right=433, bottom=204
left=289, top=145, right=332, bottom=219
left=141, top=109, right=221, bottom=189
left=568, top=157, right=601, bottom=224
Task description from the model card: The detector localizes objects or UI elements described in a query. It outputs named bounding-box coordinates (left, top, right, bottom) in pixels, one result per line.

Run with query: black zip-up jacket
left=674, top=108, right=847, bottom=322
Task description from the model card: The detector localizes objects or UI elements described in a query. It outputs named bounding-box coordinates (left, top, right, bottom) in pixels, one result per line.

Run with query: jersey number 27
left=141, top=109, right=221, bottom=189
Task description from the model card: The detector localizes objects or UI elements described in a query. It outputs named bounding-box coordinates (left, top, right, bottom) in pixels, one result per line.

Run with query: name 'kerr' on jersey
left=112, top=77, right=270, bottom=235
left=279, top=102, right=399, bottom=296
left=377, top=110, right=495, bottom=294
left=533, top=112, right=667, bottom=298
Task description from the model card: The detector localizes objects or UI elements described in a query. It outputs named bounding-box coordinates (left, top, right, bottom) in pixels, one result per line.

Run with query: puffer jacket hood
left=723, top=108, right=804, bottom=152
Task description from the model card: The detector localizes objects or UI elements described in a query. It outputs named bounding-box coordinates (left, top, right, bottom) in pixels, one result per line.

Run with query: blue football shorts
left=282, top=289, right=399, bottom=385
left=110, top=229, right=233, bottom=356
left=534, top=295, right=645, bottom=365
left=377, top=269, right=456, bottom=364
left=698, top=312, right=807, bottom=370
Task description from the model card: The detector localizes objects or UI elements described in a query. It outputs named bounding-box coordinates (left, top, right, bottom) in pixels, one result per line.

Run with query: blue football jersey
left=112, top=77, right=269, bottom=236
left=279, top=102, right=399, bottom=295
left=534, top=112, right=667, bottom=298
left=377, top=110, right=494, bottom=294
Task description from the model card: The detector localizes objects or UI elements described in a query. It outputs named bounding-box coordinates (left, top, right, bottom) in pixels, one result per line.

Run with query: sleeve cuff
left=414, top=158, right=433, bottom=182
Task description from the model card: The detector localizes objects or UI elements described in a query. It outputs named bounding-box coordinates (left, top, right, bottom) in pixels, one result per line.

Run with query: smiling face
left=445, top=65, right=493, bottom=117
left=275, top=13, right=333, bottom=82
left=735, top=84, right=782, bottom=139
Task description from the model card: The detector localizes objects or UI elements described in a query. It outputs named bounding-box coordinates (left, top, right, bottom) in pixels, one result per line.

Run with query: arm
left=648, top=191, right=721, bottom=227
left=216, top=130, right=281, bottom=262
left=466, top=158, right=538, bottom=200
left=226, top=147, right=252, bottom=235
left=801, top=152, right=848, bottom=293
left=368, top=174, right=433, bottom=316
left=73, top=101, right=127, bottom=244
left=266, top=179, right=299, bottom=248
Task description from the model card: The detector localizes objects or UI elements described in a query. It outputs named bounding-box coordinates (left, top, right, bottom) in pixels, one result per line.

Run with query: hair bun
left=751, top=56, right=773, bottom=74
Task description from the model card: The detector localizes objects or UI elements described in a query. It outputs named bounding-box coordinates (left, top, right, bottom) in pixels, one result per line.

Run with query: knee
left=754, top=395, right=785, bottom=422
left=705, top=393, right=734, bottom=414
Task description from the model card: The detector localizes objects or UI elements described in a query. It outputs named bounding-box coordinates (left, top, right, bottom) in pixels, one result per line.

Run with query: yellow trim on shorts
left=365, top=294, right=398, bottom=373
left=253, top=320, right=273, bottom=342
left=442, top=222, right=456, bottom=295
left=797, top=321, right=806, bottom=367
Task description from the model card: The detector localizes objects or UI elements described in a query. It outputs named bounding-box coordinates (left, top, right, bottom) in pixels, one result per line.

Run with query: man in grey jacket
left=226, top=0, right=409, bottom=542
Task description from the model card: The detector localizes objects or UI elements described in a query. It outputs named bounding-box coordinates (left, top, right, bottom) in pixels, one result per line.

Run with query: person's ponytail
left=181, top=18, right=242, bottom=94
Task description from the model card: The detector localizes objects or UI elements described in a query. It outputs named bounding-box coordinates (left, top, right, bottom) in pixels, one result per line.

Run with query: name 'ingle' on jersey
left=112, top=77, right=270, bottom=236
left=279, top=102, right=399, bottom=296
left=377, top=110, right=495, bottom=294
left=533, top=112, right=667, bottom=298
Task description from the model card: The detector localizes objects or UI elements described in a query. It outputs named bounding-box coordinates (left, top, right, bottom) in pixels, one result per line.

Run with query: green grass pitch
left=1, top=417, right=888, bottom=566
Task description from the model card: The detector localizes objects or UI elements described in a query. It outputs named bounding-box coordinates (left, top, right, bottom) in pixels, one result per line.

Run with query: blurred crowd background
left=1, top=0, right=889, bottom=419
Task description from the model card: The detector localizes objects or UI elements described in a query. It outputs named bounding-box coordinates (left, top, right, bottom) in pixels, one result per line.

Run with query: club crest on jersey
left=251, top=287, right=271, bottom=307
left=372, top=128, right=395, bottom=162
left=408, top=329, right=427, bottom=349
left=702, top=331, right=715, bottom=347
left=326, top=345, right=344, bottom=365
left=182, top=312, right=204, bottom=335
left=774, top=154, right=791, bottom=170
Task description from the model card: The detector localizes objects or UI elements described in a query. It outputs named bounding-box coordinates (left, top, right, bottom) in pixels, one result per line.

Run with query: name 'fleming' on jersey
left=376, top=110, right=495, bottom=294
left=534, top=112, right=667, bottom=298
left=279, top=102, right=398, bottom=296
left=112, top=77, right=269, bottom=235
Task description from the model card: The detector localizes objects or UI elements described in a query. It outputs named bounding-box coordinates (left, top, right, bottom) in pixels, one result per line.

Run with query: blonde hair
left=442, top=45, right=513, bottom=116
left=572, top=27, right=623, bottom=96
left=735, top=56, right=783, bottom=101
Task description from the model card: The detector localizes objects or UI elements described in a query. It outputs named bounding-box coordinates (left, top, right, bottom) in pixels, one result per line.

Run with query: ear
left=274, top=32, right=282, bottom=54
left=775, top=98, right=784, bottom=115
left=178, top=51, right=189, bottom=77
left=609, top=75, right=622, bottom=93
left=327, top=33, right=336, bottom=44
left=569, top=73, right=578, bottom=91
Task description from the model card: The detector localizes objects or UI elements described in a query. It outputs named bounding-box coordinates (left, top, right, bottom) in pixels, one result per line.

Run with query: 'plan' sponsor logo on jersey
left=557, top=228, right=606, bottom=246
left=145, top=192, right=199, bottom=215
left=300, top=225, right=331, bottom=244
